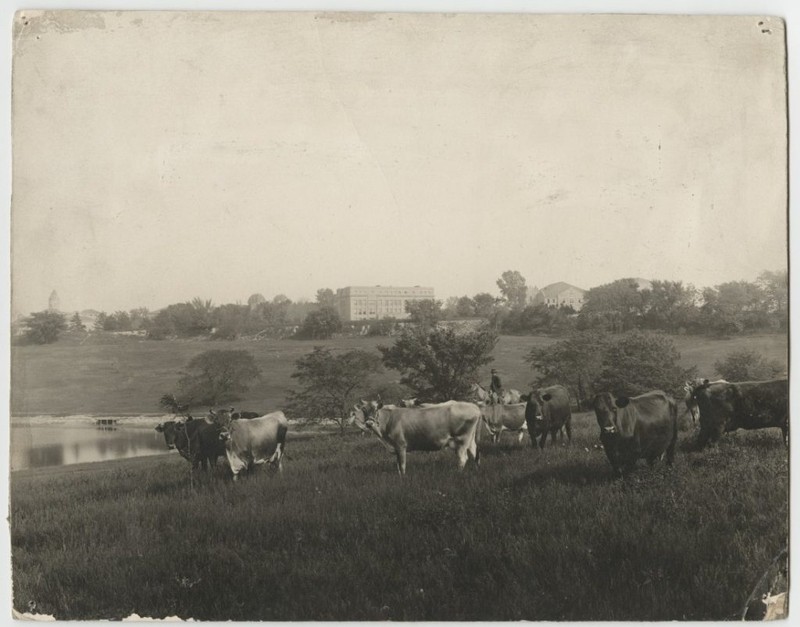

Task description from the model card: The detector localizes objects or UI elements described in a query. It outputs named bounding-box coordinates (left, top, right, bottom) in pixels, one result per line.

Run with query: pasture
left=10, top=414, right=788, bottom=620
left=10, top=332, right=788, bottom=415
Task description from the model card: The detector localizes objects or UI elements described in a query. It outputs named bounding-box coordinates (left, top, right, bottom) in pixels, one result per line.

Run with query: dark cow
left=154, top=417, right=226, bottom=470
left=525, top=385, right=572, bottom=448
left=355, top=400, right=481, bottom=475
left=211, top=409, right=289, bottom=480
left=689, top=378, right=788, bottom=448
left=593, top=390, right=677, bottom=475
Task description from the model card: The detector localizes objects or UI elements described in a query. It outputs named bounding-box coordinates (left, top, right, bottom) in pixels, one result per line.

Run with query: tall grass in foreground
left=11, top=414, right=788, bottom=620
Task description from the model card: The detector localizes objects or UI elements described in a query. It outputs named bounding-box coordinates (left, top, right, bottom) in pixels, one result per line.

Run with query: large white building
left=335, top=285, right=435, bottom=321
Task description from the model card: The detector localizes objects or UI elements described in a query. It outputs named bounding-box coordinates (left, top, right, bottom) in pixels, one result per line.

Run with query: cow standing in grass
left=355, top=400, right=481, bottom=475
left=479, top=403, right=528, bottom=444
left=524, top=385, right=572, bottom=448
left=210, top=409, right=289, bottom=480
left=155, top=418, right=226, bottom=471
left=688, top=379, right=788, bottom=448
left=593, top=391, right=677, bottom=476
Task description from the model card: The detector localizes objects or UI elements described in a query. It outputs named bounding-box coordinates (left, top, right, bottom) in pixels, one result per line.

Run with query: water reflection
left=11, top=422, right=169, bottom=471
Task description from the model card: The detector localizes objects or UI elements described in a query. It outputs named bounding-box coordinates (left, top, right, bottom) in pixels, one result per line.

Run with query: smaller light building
left=531, top=282, right=586, bottom=310
left=336, top=285, right=435, bottom=321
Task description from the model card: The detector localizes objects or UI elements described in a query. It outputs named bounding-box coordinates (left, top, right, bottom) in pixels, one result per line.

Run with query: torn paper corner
left=11, top=609, right=56, bottom=621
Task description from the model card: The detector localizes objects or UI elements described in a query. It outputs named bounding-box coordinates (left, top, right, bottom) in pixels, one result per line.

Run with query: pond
left=10, top=419, right=170, bottom=471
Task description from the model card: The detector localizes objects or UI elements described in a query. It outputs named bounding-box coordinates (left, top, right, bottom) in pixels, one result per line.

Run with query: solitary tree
left=177, top=350, right=261, bottom=406
left=285, top=347, right=383, bottom=433
left=21, top=310, right=67, bottom=344
left=497, top=270, right=528, bottom=310
left=379, top=323, right=498, bottom=402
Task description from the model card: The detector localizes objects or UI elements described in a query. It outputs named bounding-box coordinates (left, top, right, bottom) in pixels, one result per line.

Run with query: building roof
left=538, top=282, right=586, bottom=297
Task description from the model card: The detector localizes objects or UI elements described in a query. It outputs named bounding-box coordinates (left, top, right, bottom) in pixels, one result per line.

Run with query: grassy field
left=10, top=416, right=788, bottom=620
left=10, top=331, right=788, bottom=415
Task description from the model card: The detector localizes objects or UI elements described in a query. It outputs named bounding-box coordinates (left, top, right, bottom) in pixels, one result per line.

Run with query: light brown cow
left=211, top=409, right=289, bottom=480
left=355, top=400, right=481, bottom=475
left=479, top=402, right=528, bottom=444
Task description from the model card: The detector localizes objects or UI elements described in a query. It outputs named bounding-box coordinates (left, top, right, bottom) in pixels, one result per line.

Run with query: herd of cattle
left=154, top=377, right=788, bottom=479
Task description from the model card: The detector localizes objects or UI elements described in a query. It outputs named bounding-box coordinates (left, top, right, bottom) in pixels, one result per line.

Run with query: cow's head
left=155, top=420, right=190, bottom=450
left=209, top=407, right=235, bottom=429
left=354, top=399, right=384, bottom=437
left=524, top=390, right=549, bottom=434
left=690, top=380, right=737, bottom=446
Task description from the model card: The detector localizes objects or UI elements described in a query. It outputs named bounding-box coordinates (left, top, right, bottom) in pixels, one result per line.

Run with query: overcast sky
left=11, top=11, right=787, bottom=315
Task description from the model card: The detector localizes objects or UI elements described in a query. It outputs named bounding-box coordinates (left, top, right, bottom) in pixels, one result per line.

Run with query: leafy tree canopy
left=22, top=310, right=67, bottom=344
left=297, top=306, right=343, bottom=340
left=379, top=323, right=498, bottom=402
left=714, top=349, right=785, bottom=382
left=497, top=270, right=528, bottom=310
left=285, top=347, right=383, bottom=433
left=177, top=349, right=261, bottom=407
left=404, top=299, right=443, bottom=327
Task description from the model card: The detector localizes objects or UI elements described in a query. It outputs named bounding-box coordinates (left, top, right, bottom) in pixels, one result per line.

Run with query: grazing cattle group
left=155, top=370, right=788, bottom=480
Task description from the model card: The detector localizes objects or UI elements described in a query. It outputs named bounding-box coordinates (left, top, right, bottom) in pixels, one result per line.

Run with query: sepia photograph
left=5, top=3, right=791, bottom=621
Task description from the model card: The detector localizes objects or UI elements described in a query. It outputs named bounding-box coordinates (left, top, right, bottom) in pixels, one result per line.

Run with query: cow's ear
left=155, top=424, right=164, bottom=432
left=186, top=415, right=193, bottom=421
left=614, top=396, right=630, bottom=408
left=702, top=379, right=710, bottom=386
left=229, top=407, right=235, bottom=413
left=542, top=393, right=552, bottom=402
left=376, top=400, right=384, bottom=409
left=209, top=409, right=217, bottom=417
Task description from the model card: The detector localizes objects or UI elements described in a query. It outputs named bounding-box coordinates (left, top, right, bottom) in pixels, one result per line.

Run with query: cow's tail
left=271, top=422, right=289, bottom=468
left=470, top=412, right=481, bottom=468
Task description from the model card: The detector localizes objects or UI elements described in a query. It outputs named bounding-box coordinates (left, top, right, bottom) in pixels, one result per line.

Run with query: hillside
left=10, top=331, right=788, bottom=416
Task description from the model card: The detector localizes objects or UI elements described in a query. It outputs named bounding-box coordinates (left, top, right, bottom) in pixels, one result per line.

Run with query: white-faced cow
left=593, top=391, right=677, bottom=476
left=479, top=402, right=528, bottom=444
left=355, top=400, right=481, bottom=475
left=688, top=378, right=788, bottom=448
left=210, top=409, right=289, bottom=480
left=524, top=385, right=572, bottom=448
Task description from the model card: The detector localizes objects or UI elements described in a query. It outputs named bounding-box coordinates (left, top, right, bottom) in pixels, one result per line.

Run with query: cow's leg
left=467, top=436, right=479, bottom=468
left=565, top=420, right=572, bottom=444
left=456, top=443, right=470, bottom=470
left=538, top=431, right=548, bottom=449
left=395, top=447, right=407, bottom=475
left=517, top=430, right=524, bottom=444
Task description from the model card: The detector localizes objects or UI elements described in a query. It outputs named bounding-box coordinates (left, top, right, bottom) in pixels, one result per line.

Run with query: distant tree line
left=15, top=269, right=786, bottom=345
